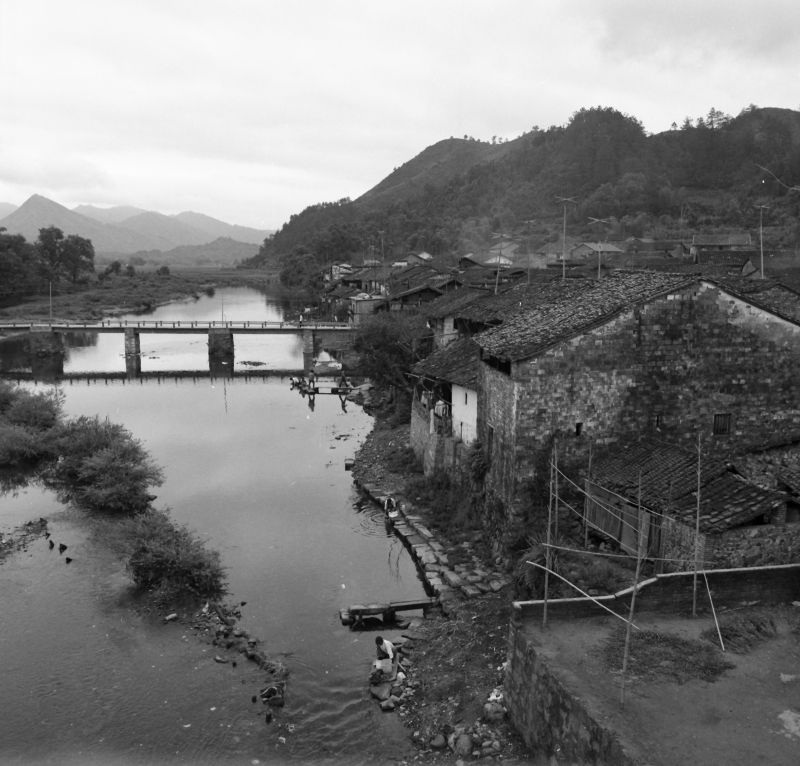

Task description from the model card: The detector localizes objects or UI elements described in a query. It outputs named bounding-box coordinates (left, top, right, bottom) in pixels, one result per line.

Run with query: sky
left=2, top=0, right=800, bottom=230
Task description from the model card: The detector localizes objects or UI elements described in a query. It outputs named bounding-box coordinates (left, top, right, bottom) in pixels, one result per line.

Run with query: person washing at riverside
left=375, top=636, right=395, bottom=661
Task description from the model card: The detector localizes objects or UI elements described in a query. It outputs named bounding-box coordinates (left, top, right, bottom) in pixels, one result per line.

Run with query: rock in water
left=369, top=682, right=392, bottom=701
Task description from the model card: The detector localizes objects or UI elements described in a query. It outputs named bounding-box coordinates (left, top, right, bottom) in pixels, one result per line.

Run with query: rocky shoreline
left=348, top=407, right=535, bottom=764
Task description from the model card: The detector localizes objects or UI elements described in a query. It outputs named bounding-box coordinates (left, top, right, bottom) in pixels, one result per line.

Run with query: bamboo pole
left=703, top=571, right=726, bottom=652
left=693, top=433, right=702, bottom=618
left=620, top=474, right=645, bottom=708
left=542, top=447, right=554, bottom=629
left=528, top=560, right=640, bottom=628
left=553, top=436, right=559, bottom=538
left=584, top=440, right=593, bottom=549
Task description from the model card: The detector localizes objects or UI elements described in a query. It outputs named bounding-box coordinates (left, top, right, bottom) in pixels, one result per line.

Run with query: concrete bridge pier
left=302, top=329, right=315, bottom=372
left=27, top=327, right=63, bottom=355
left=27, top=328, right=64, bottom=379
left=124, top=328, right=141, bottom=377
left=208, top=328, right=235, bottom=373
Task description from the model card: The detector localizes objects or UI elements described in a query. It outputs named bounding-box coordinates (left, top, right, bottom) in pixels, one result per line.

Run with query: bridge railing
left=0, top=320, right=353, bottom=330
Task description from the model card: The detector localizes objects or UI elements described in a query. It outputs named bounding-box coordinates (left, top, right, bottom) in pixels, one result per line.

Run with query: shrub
left=4, top=388, right=63, bottom=431
left=403, top=470, right=479, bottom=540
left=47, top=415, right=163, bottom=514
left=0, top=424, right=48, bottom=466
left=384, top=442, right=422, bottom=474
left=125, top=509, right=227, bottom=600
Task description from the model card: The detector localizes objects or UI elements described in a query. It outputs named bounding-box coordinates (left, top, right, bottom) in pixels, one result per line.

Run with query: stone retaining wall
left=505, top=620, right=636, bottom=765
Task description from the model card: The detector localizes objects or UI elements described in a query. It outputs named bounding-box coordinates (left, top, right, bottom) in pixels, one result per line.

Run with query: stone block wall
left=478, top=282, right=800, bottom=545
left=505, top=619, right=636, bottom=765
left=707, top=521, right=800, bottom=567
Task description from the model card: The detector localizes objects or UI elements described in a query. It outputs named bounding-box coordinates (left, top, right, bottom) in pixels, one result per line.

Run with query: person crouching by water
left=375, top=635, right=395, bottom=661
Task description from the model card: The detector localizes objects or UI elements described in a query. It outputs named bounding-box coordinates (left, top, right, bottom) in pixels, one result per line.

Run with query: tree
left=279, top=248, right=323, bottom=292
left=35, top=226, right=95, bottom=284
left=0, top=229, right=40, bottom=299
left=354, top=313, right=432, bottom=391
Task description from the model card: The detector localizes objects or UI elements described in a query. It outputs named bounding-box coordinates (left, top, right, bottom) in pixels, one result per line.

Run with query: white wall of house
left=451, top=383, right=478, bottom=444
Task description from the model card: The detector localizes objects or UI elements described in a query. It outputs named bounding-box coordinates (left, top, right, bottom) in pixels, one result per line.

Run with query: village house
left=410, top=337, right=481, bottom=474
left=585, top=439, right=799, bottom=571
left=465, top=271, right=800, bottom=549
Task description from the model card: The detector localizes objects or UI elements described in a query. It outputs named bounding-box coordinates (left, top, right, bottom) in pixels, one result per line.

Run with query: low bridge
left=0, top=320, right=357, bottom=377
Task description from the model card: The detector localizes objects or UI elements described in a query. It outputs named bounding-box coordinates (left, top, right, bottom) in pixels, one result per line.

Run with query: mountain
left=0, top=195, right=272, bottom=255
left=172, top=211, right=269, bottom=245
left=246, top=105, right=800, bottom=268
left=119, top=237, right=260, bottom=268
left=0, top=194, right=153, bottom=252
left=75, top=205, right=270, bottom=245
left=73, top=204, right=150, bottom=223
left=115, top=211, right=216, bottom=249
left=0, top=202, right=17, bottom=219
left=357, top=136, right=520, bottom=210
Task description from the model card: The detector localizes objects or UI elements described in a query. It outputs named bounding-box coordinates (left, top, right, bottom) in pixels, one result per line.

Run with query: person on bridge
left=375, top=636, right=395, bottom=661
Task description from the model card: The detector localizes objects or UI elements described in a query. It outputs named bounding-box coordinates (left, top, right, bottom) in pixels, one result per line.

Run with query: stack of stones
left=357, top=482, right=511, bottom=606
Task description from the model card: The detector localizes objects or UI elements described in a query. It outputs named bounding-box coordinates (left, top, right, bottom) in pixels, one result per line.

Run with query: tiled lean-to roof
left=412, top=337, right=480, bottom=388
left=475, top=271, right=696, bottom=362
left=592, top=440, right=785, bottom=533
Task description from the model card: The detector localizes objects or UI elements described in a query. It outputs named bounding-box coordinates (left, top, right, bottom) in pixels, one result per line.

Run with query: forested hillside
left=244, top=105, right=800, bottom=270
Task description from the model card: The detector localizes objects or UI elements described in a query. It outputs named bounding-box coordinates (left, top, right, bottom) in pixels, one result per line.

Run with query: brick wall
left=478, top=282, right=800, bottom=545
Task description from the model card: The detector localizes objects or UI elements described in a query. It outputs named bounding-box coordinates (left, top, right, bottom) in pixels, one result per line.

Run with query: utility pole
left=556, top=196, right=577, bottom=281
left=755, top=205, right=769, bottom=279
left=588, top=217, right=611, bottom=279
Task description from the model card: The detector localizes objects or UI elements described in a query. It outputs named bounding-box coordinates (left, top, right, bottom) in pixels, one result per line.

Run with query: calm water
left=0, top=288, right=422, bottom=765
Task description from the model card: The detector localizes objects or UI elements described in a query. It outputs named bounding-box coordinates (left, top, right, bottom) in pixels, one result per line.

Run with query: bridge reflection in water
left=0, top=320, right=357, bottom=381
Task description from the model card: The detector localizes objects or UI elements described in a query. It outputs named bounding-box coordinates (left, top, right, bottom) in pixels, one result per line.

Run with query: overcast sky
left=2, top=0, right=799, bottom=229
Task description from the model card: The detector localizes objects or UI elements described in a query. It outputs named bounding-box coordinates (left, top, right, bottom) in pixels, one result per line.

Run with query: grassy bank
left=0, top=267, right=280, bottom=324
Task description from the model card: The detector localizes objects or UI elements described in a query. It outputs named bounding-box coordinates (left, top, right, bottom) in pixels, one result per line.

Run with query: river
left=0, top=287, right=424, bottom=765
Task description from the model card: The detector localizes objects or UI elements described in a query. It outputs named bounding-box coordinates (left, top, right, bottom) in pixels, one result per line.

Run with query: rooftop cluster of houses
left=322, top=231, right=787, bottom=325
left=404, top=266, right=800, bottom=570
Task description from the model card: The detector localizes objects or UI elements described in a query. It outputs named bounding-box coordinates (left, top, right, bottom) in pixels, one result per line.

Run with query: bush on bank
left=123, top=509, right=227, bottom=602
left=0, top=381, right=226, bottom=601
left=46, top=415, right=163, bottom=515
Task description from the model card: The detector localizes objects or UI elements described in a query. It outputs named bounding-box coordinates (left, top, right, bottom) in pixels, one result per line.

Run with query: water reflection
left=0, top=289, right=422, bottom=763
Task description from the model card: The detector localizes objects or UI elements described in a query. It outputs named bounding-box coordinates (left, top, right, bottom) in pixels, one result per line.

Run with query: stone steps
left=358, top=482, right=511, bottom=604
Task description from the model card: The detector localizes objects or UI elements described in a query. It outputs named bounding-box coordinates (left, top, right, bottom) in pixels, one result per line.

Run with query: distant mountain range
left=0, top=194, right=272, bottom=255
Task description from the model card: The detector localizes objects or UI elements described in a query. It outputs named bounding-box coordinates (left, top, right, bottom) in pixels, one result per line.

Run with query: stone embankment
left=356, top=481, right=511, bottom=607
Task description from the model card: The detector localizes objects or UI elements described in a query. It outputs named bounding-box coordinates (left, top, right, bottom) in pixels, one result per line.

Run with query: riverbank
left=0, top=267, right=279, bottom=328
left=349, top=408, right=537, bottom=764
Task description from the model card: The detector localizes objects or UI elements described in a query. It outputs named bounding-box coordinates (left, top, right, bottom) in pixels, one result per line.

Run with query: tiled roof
left=573, top=242, right=625, bottom=254
left=412, top=337, right=480, bottom=388
left=697, top=250, right=756, bottom=266
left=712, top=277, right=800, bottom=324
left=592, top=440, right=785, bottom=533
left=475, top=271, right=696, bottom=361
left=692, top=233, right=752, bottom=246
left=424, top=287, right=489, bottom=319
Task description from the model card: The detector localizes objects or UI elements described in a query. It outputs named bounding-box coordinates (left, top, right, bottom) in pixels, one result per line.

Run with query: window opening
left=713, top=413, right=731, bottom=435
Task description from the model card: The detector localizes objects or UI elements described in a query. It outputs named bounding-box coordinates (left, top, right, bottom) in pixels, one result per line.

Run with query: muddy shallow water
left=0, top=288, right=424, bottom=764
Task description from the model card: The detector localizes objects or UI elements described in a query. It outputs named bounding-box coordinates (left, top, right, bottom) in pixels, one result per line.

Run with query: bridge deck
left=0, top=320, right=353, bottom=334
